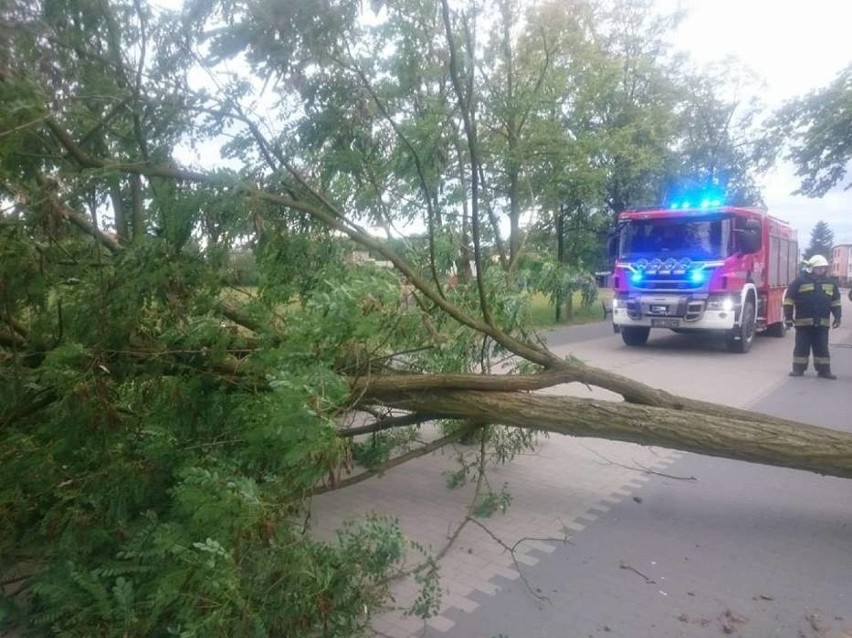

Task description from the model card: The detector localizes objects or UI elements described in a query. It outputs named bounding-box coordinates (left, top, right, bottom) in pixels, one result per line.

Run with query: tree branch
left=353, top=365, right=672, bottom=408
left=1, top=389, right=59, bottom=430
left=0, top=331, right=26, bottom=349
left=440, top=1, right=494, bottom=327
left=35, top=172, right=121, bottom=253
left=0, top=313, right=27, bottom=340
left=215, top=300, right=264, bottom=334
left=337, top=412, right=441, bottom=438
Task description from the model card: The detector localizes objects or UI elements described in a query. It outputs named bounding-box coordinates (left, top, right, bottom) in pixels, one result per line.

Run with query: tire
left=765, top=321, right=787, bottom=338
left=726, top=300, right=756, bottom=353
left=621, top=326, right=650, bottom=346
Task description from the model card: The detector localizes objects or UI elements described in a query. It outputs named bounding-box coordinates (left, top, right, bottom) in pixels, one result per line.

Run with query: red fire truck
left=610, top=203, right=798, bottom=353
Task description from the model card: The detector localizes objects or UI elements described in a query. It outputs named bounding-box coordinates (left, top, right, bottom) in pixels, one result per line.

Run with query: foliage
left=351, top=427, right=421, bottom=470
left=666, top=61, right=768, bottom=207
left=804, top=220, right=835, bottom=261
left=226, top=250, right=260, bottom=287
left=405, top=554, right=442, bottom=620
left=0, top=211, right=436, bottom=636
left=772, top=64, right=852, bottom=197
left=472, top=484, right=513, bottom=518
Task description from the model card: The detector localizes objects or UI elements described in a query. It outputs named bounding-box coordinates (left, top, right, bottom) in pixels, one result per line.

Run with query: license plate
left=651, top=318, right=680, bottom=328
left=650, top=304, right=668, bottom=314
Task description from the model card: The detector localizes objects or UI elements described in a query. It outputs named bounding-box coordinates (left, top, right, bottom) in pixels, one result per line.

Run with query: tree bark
left=109, top=179, right=128, bottom=241
left=130, top=173, right=144, bottom=241
left=366, top=389, right=852, bottom=480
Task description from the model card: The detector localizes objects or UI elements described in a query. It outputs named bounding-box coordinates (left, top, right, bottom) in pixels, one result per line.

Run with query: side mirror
left=606, top=223, right=624, bottom=263
left=606, top=234, right=618, bottom=261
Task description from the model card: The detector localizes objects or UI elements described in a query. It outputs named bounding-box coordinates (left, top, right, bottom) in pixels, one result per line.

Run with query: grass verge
left=528, top=288, right=613, bottom=328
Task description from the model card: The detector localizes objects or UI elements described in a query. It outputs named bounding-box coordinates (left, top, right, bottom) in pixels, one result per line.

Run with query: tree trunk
left=109, top=178, right=128, bottom=241
left=555, top=205, right=565, bottom=322
left=366, top=389, right=852, bottom=480
left=130, top=173, right=144, bottom=241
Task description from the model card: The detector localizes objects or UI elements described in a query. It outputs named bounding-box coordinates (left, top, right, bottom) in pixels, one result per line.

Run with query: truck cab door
left=736, top=218, right=762, bottom=254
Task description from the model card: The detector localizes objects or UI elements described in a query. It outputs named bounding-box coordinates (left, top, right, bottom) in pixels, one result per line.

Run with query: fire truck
left=610, top=203, right=798, bottom=353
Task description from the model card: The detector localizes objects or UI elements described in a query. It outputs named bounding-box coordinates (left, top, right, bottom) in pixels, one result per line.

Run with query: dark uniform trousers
left=792, top=325, right=831, bottom=374
left=784, top=274, right=841, bottom=375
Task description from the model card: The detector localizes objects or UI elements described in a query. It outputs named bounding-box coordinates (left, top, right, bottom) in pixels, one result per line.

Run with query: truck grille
left=633, top=276, right=704, bottom=291
left=625, top=297, right=706, bottom=322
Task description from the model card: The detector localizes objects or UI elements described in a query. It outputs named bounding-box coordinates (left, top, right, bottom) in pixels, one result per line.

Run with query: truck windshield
left=618, top=215, right=732, bottom=260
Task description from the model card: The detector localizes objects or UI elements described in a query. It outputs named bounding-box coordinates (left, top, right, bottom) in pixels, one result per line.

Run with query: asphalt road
left=438, top=303, right=852, bottom=638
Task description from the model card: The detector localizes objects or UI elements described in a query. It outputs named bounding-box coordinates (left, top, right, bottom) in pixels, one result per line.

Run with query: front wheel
left=764, top=320, right=787, bottom=338
left=621, top=326, right=650, bottom=346
left=726, top=300, right=756, bottom=353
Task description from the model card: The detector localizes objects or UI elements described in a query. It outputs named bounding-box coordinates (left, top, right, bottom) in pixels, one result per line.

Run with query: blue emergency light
left=690, top=269, right=705, bottom=284
left=667, top=187, right=724, bottom=210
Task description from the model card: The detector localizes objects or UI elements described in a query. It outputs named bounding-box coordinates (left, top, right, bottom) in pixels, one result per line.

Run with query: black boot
left=789, top=369, right=804, bottom=377
left=817, top=371, right=837, bottom=380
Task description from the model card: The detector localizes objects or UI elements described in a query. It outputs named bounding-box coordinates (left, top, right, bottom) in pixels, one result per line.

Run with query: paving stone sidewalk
left=310, top=329, right=687, bottom=638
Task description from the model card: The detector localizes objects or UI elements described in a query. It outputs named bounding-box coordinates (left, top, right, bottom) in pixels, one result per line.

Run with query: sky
left=663, top=0, right=852, bottom=247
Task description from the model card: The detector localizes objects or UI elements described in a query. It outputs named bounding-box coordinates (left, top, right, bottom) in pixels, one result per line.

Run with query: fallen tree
left=364, top=384, right=852, bottom=479
left=8, top=166, right=852, bottom=481
left=2, top=1, right=850, bottom=636
left=22, top=124, right=852, bottom=482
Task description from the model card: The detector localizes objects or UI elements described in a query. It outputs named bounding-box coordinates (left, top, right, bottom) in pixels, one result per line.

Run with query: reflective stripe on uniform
left=814, top=356, right=831, bottom=365
left=793, top=356, right=809, bottom=364
left=783, top=299, right=794, bottom=306
left=794, top=318, right=814, bottom=326
left=799, top=283, right=815, bottom=292
left=831, top=301, right=842, bottom=307
left=821, top=284, right=835, bottom=294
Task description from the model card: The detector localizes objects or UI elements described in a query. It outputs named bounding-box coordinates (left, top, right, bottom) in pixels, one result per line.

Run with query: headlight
left=611, top=298, right=619, bottom=309
left=707, top=296, right=736, bottom=311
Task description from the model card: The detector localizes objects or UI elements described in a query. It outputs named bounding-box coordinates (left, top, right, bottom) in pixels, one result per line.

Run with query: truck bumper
left=612, top=294, right=739, bottom=331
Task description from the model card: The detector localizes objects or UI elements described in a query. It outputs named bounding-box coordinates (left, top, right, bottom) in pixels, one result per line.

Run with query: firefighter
left=783, top=255, right=842, bottom=378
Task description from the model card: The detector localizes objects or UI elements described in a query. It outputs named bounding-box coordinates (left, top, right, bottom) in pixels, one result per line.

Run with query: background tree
left=666, top=60, right=767, bottom=206
left=804, top=219, right=836, bottom=260
left=589, top=0, right=683, bottom=215
left=772, top=64, right=852, bottom=197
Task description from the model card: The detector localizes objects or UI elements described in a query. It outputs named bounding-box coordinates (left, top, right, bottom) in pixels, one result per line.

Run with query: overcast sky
left=664, top=0, right=852, bottom=247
